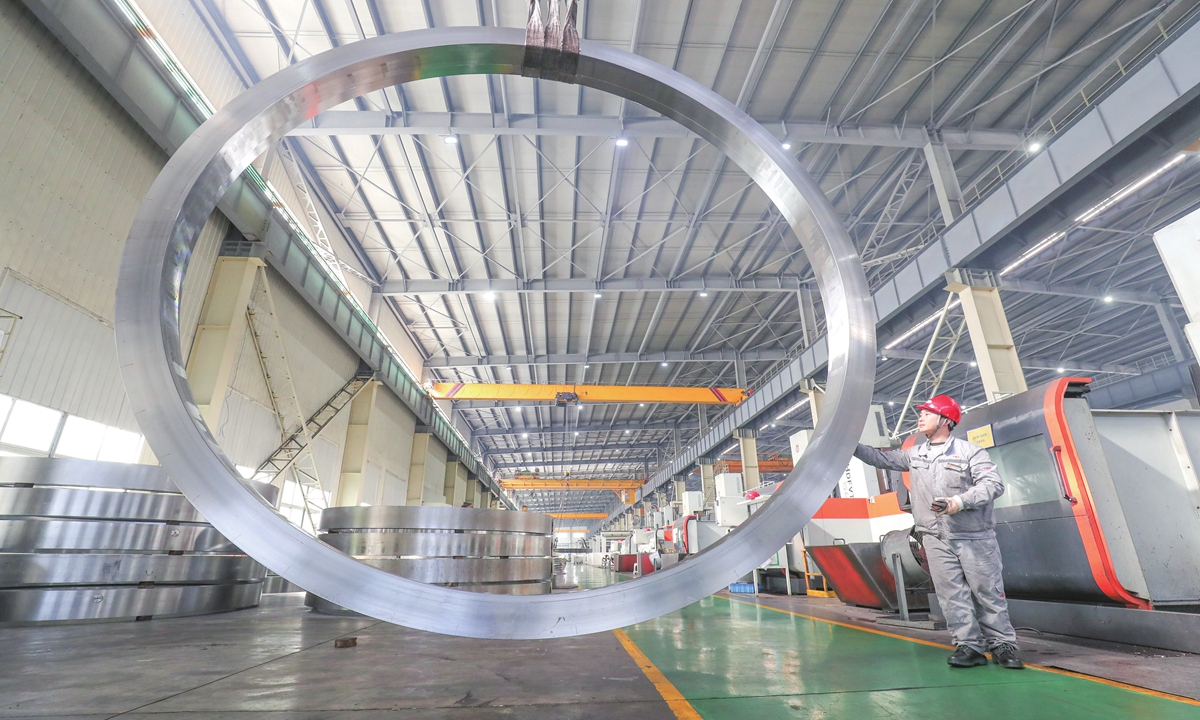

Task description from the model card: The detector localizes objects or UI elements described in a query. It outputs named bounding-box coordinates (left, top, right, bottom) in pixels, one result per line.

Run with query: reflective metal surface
left=0, top=486, right=204, bottom=523
left=0, top=553, right=263, bottom=586
left=320, top=505, right=553, bottom=535
left=116, top=27, right=875, bottom=638
left=308, top=506, right=554, bottom=611
left=321, top=531, right=550, bottom=559
left=0, top=583, right=263, bottom=625
left=0, top=458, right=264, bottom=623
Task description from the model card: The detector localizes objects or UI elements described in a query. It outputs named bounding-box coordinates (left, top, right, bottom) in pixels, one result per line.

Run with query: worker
left=853, top=395, right=1023, bottom=670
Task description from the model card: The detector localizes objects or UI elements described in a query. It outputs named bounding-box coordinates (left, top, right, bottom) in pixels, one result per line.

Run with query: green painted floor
left=562, top=561, right=1200, bottom=717
left=597, top=575, right=1199, bottom=719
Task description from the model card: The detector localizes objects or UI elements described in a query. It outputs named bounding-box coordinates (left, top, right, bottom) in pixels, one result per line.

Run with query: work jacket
left=853, top=437, right=1005, bottom=540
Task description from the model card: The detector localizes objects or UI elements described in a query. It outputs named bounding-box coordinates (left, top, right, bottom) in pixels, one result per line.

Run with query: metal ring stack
left=0, top=457, right=269, bottom=623
left=306, top=506, right=553, bottom=614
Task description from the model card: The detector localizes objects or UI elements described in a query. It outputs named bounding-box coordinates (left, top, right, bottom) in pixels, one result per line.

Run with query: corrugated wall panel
left=266, top=266, right=360, bottom=417
left=368, top=388, right=418, bottom=493
left=0, top=3, right=157, bottom=430
left=0, top=2, right=163, bottom=321
left=138, top=1, right=245, bottom=112
left=0, top=272, right=132, bottom=429
left=214, top=390, right=280, bottom=469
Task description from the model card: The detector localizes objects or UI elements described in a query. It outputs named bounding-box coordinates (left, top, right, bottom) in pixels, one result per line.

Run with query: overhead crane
left=501, top=477, right=643, bottom=505
left=429, top=383, right=747, bottom=405
left=714, top=454, right=794, bottom=473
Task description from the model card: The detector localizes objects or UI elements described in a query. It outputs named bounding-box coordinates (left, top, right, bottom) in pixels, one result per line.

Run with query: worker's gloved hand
left=932, top=496, right=963, bottom=515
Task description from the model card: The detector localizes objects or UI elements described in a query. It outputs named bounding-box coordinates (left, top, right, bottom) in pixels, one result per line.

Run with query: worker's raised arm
left=853, top=443, right=910, bottom=471
left=956, top=448, right=1005, bottom=509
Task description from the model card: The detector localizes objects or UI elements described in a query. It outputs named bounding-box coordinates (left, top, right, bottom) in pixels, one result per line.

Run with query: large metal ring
left=116, top=27, right=876, bottom=639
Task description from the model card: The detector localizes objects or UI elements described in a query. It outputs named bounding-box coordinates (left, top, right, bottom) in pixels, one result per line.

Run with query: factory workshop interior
left=5, top=0, right=1200, bottom=717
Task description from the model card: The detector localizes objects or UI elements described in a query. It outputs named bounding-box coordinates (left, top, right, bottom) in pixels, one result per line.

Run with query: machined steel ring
left=115, top=27, right=876, bottom=639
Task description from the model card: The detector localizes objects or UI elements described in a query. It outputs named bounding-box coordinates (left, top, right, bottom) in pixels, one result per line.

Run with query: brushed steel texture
left=115, top=28, right=875, bottom=638
left=320, top=531, right=551, bottom=559
left=320, top=505, right=553, bottom=535
left=355, top=557, right=553, bottom=584
left=0, top=518, right=237, bottom=553
left=0, top=456, right=177, bottom=493
left=0, top=486, right=204, bottom=523
left=0, top=582, right=263, bottom=624
left=305, top=579, right=552, bottom=614
left=0, top=553, right=264, bottom=587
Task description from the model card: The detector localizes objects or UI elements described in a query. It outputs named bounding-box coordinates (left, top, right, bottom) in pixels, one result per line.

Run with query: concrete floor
left=2, top=564, right=1198, bottom=719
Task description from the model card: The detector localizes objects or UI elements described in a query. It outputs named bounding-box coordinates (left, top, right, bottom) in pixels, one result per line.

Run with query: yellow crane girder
left=499, top=478, right=644, bottom=490
left=429, top=383, right=747, bottom=405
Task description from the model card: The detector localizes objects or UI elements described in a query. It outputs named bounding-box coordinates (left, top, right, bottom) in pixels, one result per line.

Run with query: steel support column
left=335, top=380, right=381, bottom=506
left=1154, top=209, right=1200, bottom=362
left=186, top=257, right=263, bottom=428
left=733, top=428, right=761, bottom=490
left=945, top=270, right=1027, bottom=402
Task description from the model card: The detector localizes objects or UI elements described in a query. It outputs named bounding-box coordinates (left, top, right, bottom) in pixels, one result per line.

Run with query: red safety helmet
left=915, top=394, right=962, bottom=425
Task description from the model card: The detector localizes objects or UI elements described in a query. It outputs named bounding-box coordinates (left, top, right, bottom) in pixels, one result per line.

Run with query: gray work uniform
left=854, top=438, right=1018, bottom=652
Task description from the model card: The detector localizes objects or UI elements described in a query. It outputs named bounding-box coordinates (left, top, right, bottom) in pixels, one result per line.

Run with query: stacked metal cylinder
left=0, top=457, right=268, bottom=623
left=306, top=506, right=553, bottom=613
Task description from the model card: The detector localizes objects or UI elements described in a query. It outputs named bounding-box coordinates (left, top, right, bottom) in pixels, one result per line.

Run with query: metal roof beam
left=473, top=422, right=683, bottom=437
left=290, top=111, right=1026, bottom=151
left=425, top=348, right=790, bottom=368
left=381, top=276, right=805, bottom=295
left=492, top=458, right=655, bottom=469
left=485, top=442, right=666, bottom=456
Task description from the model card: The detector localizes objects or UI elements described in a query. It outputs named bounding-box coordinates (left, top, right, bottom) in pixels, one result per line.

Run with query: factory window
left=56, top=416, right=144, bottom=463
left=2, top=399, right=62, bottom=452
left=988, top=435, right=1063, bottom=508
left=0, top=393, right=144, bottom=462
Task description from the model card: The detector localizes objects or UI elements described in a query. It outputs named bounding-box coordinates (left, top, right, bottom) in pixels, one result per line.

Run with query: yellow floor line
left=719, top=593, right=1200, bottom=707
left=613, top=628, right=704, bottom=720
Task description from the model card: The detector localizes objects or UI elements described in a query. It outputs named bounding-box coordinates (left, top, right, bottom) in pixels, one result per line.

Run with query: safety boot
left=947, top=645, right=988, bottom=668
left=991, top=643, right=1025, bottom=669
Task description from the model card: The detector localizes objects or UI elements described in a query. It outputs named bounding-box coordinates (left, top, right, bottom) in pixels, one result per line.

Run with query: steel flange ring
left=116, top=27, right=876, bottom=639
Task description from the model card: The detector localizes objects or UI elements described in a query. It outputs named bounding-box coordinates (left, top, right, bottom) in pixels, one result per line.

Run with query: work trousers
left=922, top=532, right=1018, bottom=652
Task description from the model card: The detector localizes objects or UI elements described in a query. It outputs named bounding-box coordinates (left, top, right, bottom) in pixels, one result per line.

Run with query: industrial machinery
left=809, top=379, right=1200, bottom=652
left=0, top=457, right=268, bottom=623
left=305, top=506, right=554, bottom=614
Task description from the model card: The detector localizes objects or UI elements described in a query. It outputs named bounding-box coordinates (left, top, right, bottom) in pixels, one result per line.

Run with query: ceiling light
left=1027, top=141, right=1041, bottom=153
left=1103, top=296, right=1113, bottom=303
left=574, top=431, right=580, bottom=436
left=615, top=137, right=629, bottom=147
left=522, top=433, right=529, bottom=438
left=1056, top=367, right=1065, bottom=373
left=699, top=291, right=708, bottom=297
left=969, top=361, right=978, bottom=367
left=443, top=135, right=459, bottom=144
left=583, top=364, right=590, bottom=369
left=782, top=142, right=792, bottom=150
left=774, top=396, right=810, bottom=421
left=625, top=429, right=631, bottom=434
left=639, top=403, right=645, bottom=407
left=594, top=292, right=602, bottom=299
left=885, top=299, right=963, bottom=350
left=888, top=401, right=895, bottom=407
left=661, top=362, right=669, bottom=367
left=513, top=407, right=521, bottom=412
left=770, top=423, right=777, bottom=428
left=880, top=356, right=888, bottom=362
left=482, top=291, right=496, bottom=302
